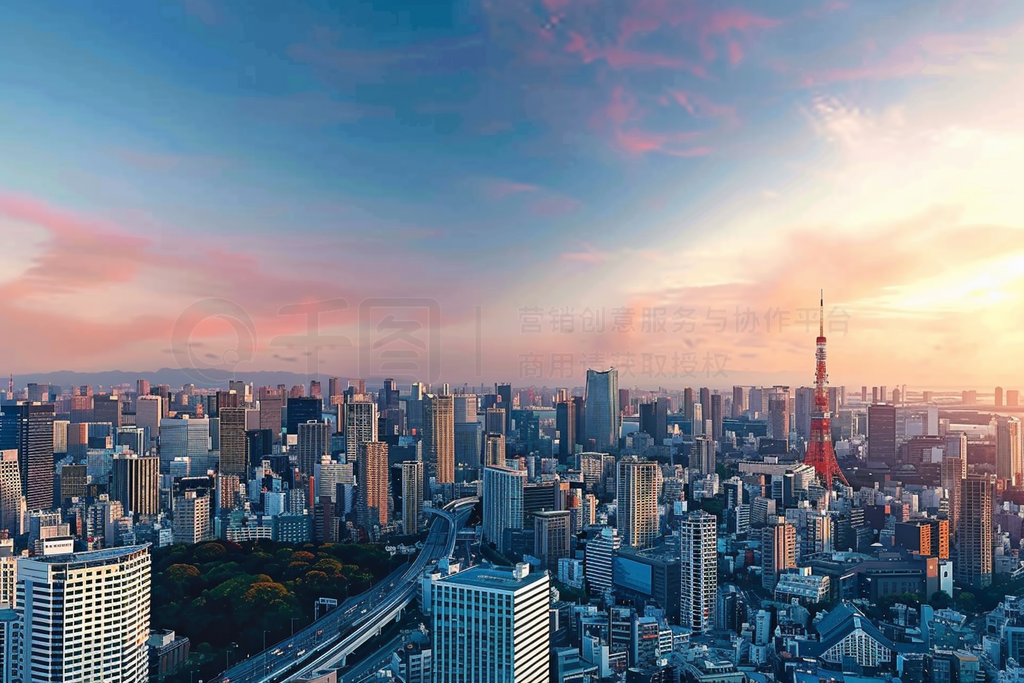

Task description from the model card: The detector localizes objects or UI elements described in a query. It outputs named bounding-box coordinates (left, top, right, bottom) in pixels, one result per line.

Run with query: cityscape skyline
left=3, top=2, right=1024, bottom=384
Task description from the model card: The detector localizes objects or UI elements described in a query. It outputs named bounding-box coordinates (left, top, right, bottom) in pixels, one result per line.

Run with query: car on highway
left=272, top=649, right=284, bottom=656
left=296, top=649, right=306, bottom=657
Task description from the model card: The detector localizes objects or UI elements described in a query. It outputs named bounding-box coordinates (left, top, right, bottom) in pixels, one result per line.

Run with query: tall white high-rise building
left=18, top=545, right=151, bottom=683
left=690, top=436, right=715, bottom=478
left=172, top=491, right=211, bottom=545
left=679, top=511, right=717, bottom=634
left=584, top=369, right=620, bottom=450
left=344, top=398, right=378, bottom=463
left=616, top=458, right=661, bottom=549
left=584, top=526, right=619, bottom=598
left=483, top=465, right=526, bottom=554
left=432, top=563, right=550, bottom=683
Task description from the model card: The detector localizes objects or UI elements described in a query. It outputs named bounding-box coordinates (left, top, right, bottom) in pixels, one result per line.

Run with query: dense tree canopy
left=150, top=540, right=404, bottom=683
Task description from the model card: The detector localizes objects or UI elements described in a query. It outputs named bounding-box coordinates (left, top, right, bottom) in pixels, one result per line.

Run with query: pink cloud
left=668, top=90, right=738, bottom=124
left=560, top=246, right=609, bottom=265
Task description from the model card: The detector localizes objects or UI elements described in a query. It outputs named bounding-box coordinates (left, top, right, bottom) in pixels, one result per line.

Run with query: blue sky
left=2, top=0, right=1024, bottom=388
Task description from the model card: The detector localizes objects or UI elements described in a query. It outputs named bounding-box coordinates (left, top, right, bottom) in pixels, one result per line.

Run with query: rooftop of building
left=27, top=543, right=150, bottom=567
left=438, top=563, right=548, bottom=591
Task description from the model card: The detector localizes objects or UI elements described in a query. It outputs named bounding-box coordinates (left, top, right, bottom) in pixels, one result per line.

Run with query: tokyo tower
left=803, top=291, right=849, bottom=487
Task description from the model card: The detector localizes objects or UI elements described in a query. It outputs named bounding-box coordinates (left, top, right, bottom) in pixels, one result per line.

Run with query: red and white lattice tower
left=803, top=291, right=849, bottom=487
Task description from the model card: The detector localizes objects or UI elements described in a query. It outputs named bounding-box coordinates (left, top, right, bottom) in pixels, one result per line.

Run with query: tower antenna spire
left=819, top=289, right=824, bottom=337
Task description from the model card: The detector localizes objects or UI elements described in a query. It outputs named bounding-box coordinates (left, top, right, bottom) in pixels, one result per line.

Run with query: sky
left=2, top=0, right=1024, bottom=389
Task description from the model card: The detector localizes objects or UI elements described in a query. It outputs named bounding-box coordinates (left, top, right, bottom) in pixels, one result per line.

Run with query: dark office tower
left=861, top=386, right=868, bottom=402
left=496, top=383, right=513, bottom=433
left=996, top=386, right=1004, bottom=407
left=584, top=369, right=620, bottom=451
left=259, top=390, right=284, bottom=445
left=1, top=402, right=55, bottom=511
left=453, top=395, right=480, bottom=479
left=570, top=396, right=585, bottom=448
left=683, top=388, right=695, bottom=421
left=423, top=394, right=455, bottom=487
left=245, top=429, right=273, bottom=468
left=27, top=384, right=50, bottom=403
left=618, top=388, right=630, bottom=417
left=871, top=387, right=879, bottom=404
left=93, top=394, right=122, bottom=429
left=639, top=402, right=656, bottom=438
left=136, top=379, right=150, bottom=397
left=867, top=403, right=897, bottom=468
left=69, top=395, right=93, bottom=424
left=732, top=386, right=746, bottom=419
left=698, top=388, right=711, bottom=429
left=956, top=475, right=994, bottom=589
left=297, top=421, right=330, bottom=477
left=710, top=393, right=723, bottom=440
left=556, top=401, right=576, bottom=460
left=219, top=407, right=248, bottom=477
left=286, top=397, right=322, bottom=436
left=1009, top=390, right=1021, bottom=407
left=60, top=463, right=87, bottom=506
left=214, top=390, right=240, bottom=417
left=827, top=386, right=841, bottom=414
left=485, top=407, right=506, bottom=437
left=111, top=454, right=160, bottom=516
left=655, top=397, right=670, bottom=440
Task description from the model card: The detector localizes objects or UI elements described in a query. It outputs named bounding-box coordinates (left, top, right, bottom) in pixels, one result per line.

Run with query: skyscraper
left=710, top=393, right=723, bottom=440
left=768, top=391, right=789, bottom=443
left=297, top=421, right=330, bottom=477
left=483, top=433, right=506, bottom=468
left=761, top=517, right=797, bottom=590
left=158, top=416, right=209, bottom=471
left=0, top=451, right=22, bottom=536
left=996, top=417, right=1022, bottom=488
left=690, top=436, right=716, bottom=478
left=218, top=406, right=248, bottom=477
left=683, top=387, right=695, bottom=421
left=344, top=396, right=378, bottom=462
left=794, top=387, right=814, bottom=441
left=400, top=460, right=423, bottom=535
left=454, top=395, right=480, bottom=480
left=585, top=527, right=619, bottom=597
left=173, top=490, right=212, bottom=544
left=638, top=399, right=668, bottom=443
left=423, top=394, right=455, bottom=487
left=0, top=402, right=55, bottom=511
left=941, top=455, right=964, bottom=542
left=867, top=403, right=897, bottom=468
left=432, top=563, right=550, bottom=683
left=18, top=545, right=151, bottom=683
left=359, top=441, right=390, bottom=531
left=532, top=510, right=571, bottom=572
left=495, top=383, right=513, bottom=433
left=483, top=465, right=526, bottom=553
left=616, top=458, right=660, bottom=549
left=996, top=386, right=1004, bottom=407
left=584, top=369, right=620, bottom=450
left=135, top=395, right=162, bottom=443
left=956, top=475, right=994, bottom=589
left=680, top=511, right=717, bottom=634
left=286, top=396, right=322, bottom=436
left=111, top=454, right=160, bottom=516
left=555, top=400, right=576, bottom=460
left=259, top=390, right=285, bottom=445
left=731, top=386, right=746, bottom=418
